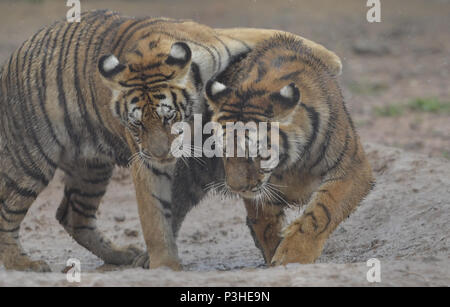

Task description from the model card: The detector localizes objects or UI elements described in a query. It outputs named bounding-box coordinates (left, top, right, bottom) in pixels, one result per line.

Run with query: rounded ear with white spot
left=165, top=42, right=192, bottom=68
left=205, top=79, right=231, bottom=110
left=271, top=82, right=300, bottom=108
left=98, top=54, right=130, bottom=90
left=99, top=54, right=126, bottom=78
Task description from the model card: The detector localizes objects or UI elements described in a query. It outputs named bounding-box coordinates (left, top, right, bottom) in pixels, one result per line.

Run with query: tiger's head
left=205, top=80, right=302, bottom=199
left=99, top=38, right=196, bottom=165
left=204, top=35, right=332, bottom=200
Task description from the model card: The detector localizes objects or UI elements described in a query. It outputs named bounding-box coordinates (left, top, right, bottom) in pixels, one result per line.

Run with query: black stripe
left=320, top=132, right=350, bottom=176
left=181, top=89, right=192, bottom=117
left=0, top=209, right=14, bottom=223
left=317, top=189, right=337, bottom=203
left=64, top=188, right=106, bottom=199
left=133, top=49, right=143, bottom=57
left=216, top=114, right=263, bottom=123
left=73, top=21, right=98, bottom=145
left=116, top=19, right=183, bottom=57
left=0, top=226, right=20, bottom=233
left=73, top=226, right=96, bottom=231
left=303, top=212, right=318, bottom=231
left=85, top=160, right=114, bottom=170
left=148, top=166, right=172, bottom=181
left=277, top=130, right=290, bottom=169
left=83, top=15, right=105, bottom=77
left=309, top=95, right=337, bottom=170
left=6, top=38, right=50, bottom=186
left=152, top=194, right=171, bottom=210
left=219, top=108, right=269, bottom=119
left=115, top=100, right=121, bottom=118
left=279, top=69, right=304, bottom=81
left=299, top=103, right=320, bottom=160
left=136, top=29, right=218, bottom=72
left=0, top=173, right=38, bottom=198
left=89, top=16, right=127, bottom=155
left=25, top=27, right=59, bottom=170
left=0, top=199, right=27, bottom=215
left=256, top=62, right=267, bottom=83
left=48, top=23, right=63, bottom=65
left=70, top=201, right=96, bottom=219
left=57, top=22, right=80, bottom=147
left=37, top=25, right=65, bottom=149
left=190, top=62, right=203, bottom=91
left=214, top=35, right=232, bottom=58
left=316, top=203, right=331, bottom=236
left=72, top=199, right=97, bottom=212
left=112, top=18, right=146, bottom=53
left=170, top=91, right=182, bottom=116
left=81, top=176, right=111, bottom=185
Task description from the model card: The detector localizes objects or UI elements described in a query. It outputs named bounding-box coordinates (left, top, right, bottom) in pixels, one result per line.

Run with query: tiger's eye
left=131, top=97, right=139, bottom=104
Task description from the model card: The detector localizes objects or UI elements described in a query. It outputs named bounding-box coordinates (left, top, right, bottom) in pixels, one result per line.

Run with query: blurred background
left=0, top=0, right=449, bottom=158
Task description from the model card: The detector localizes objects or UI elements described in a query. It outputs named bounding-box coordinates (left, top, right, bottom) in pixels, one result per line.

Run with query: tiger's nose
left=150, top=145, right=170, bottom=158
left=149, top=133, right=171, bottom=158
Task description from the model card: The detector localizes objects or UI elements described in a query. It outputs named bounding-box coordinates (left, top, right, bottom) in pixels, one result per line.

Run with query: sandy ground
left=0, top=143, right=448, bottom=286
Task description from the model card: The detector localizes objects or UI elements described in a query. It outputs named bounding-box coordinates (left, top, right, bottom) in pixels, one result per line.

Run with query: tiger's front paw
left=132, top=251, right=182, bottom=271
left=270, top=224, right=324, bottom=266
left=150, top=256, right=182, bottom=271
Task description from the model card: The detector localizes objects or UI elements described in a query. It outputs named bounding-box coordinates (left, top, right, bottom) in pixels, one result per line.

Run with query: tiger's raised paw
left=270, top=225, right=324, bottom=266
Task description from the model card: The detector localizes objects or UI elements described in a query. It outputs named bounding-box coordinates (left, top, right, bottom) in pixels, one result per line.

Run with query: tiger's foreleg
left=56, top=160, right=142, bottom=265
left=130, top=160, right=181, bottom=271
left=244, top=200, right=284, bottom=265
left=271, top=156, right=374, bottom=265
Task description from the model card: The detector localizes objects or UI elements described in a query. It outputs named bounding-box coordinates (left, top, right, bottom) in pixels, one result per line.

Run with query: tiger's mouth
left=228, top=184, right=264, bottom=199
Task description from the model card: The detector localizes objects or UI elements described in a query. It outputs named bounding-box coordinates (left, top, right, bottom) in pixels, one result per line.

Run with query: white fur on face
left=103, top=55, right=120, bottom=72
left=211, top=81, right=227, bottom=95
left=132, top=108, right=142, bottom=121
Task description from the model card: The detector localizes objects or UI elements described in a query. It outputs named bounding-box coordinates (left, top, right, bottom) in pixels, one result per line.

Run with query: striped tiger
left=199, top=34, right=375, bottom=265
left=0, top=10, right=343, bottom=271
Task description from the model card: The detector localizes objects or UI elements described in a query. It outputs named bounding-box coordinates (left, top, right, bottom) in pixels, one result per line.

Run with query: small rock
left=124, top=229, right=138, bottom=237
left=114, top=215, right=126, bottom=222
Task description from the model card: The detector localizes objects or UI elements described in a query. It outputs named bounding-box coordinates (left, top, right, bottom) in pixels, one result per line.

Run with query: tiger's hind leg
left=56, top=160, right=142, bottom=266
left=0, top=153, right=55, bottom=272
left=244, top=200, right=285, bottom=265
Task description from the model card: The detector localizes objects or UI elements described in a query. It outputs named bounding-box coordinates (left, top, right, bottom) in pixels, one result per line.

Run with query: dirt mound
left=0, top=143, right=448, bottom=286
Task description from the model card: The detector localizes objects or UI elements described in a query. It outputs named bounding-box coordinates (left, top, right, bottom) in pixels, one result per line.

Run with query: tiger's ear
left=98, top=54, right=130, bottom=89
left=166, top=42, right=192, bottom=68
left=270, top=83, right=300, bottom=109
left=205, top=79, right=231, bottom=110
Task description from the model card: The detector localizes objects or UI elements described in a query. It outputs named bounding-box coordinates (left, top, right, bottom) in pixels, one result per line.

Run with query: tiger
left=186, top=33, right=375, bottom=266
left=0, top=9, right=343, bottom=271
